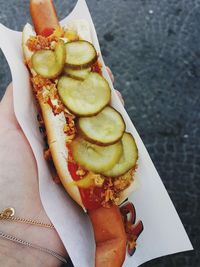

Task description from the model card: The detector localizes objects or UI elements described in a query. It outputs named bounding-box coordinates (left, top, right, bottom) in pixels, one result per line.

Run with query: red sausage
left=30, top=0, right=59, bottom=36
left=89, top=205, right=127, bottom=267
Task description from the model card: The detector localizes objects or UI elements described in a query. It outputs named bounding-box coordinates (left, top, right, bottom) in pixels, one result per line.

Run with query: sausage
left=89, top=205, right=127, bottom=267
left=30, top=0, right=59, bottom=36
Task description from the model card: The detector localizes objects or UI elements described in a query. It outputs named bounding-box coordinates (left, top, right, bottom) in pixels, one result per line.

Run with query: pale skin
left=0, top=68, right=123, bottom=267
left=0, top=83, right=66, bottom=267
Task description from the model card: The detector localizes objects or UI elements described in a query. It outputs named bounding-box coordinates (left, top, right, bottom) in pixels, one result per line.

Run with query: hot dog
left=23, top=0, right=139, bottom=266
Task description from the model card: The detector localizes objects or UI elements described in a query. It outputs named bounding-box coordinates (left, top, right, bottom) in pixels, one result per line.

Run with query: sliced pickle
left=71, top=136, right=123, bottom=173
left=64, top=67, right=91, bottom=81
left=65, top=40, right=97, bottom=69
left=72, top=173, right=95, bottom=188
left=77, top=106, right=125, bottom=145
left=31, top=40, right=66, bottom=79
left=72, top=172, right=105, bottom=188
left=103, top=133, right=138, bottom=177
left=58, top=73, right=111, bottom=116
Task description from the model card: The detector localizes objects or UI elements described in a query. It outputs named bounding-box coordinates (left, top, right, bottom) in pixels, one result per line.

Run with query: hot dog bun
left=40, top=100, right=84, bottom=209
left=22, top=20, right=137, bottom=210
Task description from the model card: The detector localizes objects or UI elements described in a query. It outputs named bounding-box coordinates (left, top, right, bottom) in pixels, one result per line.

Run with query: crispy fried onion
left=101, top=168, right=135, bottom=208
left=26, top=27, right=65, bottom=52
left=26, top=26, right=79, bottom=52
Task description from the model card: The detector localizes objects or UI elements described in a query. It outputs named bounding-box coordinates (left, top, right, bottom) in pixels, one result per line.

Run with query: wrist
left=0, top=234, right=61, bottom=267
left=0, top=210, right=67, bottom=267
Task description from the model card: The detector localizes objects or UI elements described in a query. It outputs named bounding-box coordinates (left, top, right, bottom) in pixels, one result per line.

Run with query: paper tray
left=0, top=0, right=193, bottom=266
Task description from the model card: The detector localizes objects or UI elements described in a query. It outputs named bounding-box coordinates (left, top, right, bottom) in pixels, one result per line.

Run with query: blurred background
left=0, top=0, right=199, bottom=266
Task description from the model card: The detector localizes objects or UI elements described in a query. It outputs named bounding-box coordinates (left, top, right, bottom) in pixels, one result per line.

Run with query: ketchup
left=91, top=60, right=102, bottom=76
left=68, top=161, right=80, bottom=181
left=79, top=187, right=103, bottom=210
left=41, top=27, right=55, bottom=37
left=67, top=155, right=103, bottom=210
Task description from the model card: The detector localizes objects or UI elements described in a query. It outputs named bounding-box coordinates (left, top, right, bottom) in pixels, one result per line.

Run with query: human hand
left=106, top=67, right=124, bottom=106
left=0, top=84, right=66, bottom=267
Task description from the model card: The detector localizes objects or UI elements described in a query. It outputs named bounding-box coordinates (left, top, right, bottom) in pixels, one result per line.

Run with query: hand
left=106, top=67, right=124, bottom=106
left=0, top=84, right=66, bottom=267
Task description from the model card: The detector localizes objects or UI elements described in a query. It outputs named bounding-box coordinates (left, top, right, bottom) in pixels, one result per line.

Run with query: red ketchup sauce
left=67, top=150, right=103, bottom=211
left=41, top=27, right=55, bottom=37
left=91, top=60, right=102, bottom=76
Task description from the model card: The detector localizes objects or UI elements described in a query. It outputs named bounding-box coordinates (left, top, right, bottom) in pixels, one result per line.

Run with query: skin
left=0, top=83, right=66, bottom=267
left=0, top=69, right=124, bottom=266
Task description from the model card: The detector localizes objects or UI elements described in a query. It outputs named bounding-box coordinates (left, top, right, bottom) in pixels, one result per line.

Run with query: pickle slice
left=77, top=106, right=125, bottom=145
left=103, top=133, right=138, bottom=177
left=65, top=41, right=97, bottom=69
left=72, top=172, right=105, bottom=189
left=64, top=67, right=91, bottom=81
left=31, top=40, right=66, bottom=79
left=71, top=136, right=123, bottom=173
left=58, top=73, right=111, bottom=116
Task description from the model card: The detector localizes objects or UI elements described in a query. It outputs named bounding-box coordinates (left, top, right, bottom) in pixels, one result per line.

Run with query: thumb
left=0, top=83, right=20, bottom=129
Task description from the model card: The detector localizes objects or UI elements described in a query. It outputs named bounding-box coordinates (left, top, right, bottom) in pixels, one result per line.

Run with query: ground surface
left=0, top=0, right=199, bottom=266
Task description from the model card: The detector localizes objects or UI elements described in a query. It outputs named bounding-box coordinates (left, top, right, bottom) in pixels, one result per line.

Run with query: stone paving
left=0, top=0, right=199, bottom=266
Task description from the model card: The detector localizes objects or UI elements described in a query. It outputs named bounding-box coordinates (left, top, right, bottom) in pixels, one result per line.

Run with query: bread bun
left=39, top=98, right=84, bottom=208
left=22, top=21, right=137, bottom=210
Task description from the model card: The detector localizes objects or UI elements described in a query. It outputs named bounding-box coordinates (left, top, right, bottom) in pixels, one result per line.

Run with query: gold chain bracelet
left=0, top=207, right=68, bottom=264
left=0, top=231, right=68, bottom=264
left=0, top=207, right=54, bottom=229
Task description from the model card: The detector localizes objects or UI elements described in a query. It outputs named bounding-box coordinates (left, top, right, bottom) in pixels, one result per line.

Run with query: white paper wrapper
left=0, top=0, right=193, bottom=266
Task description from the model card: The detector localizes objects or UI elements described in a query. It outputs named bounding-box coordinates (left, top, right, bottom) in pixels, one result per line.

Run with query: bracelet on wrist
left=0, top=207, right=67, bottom=264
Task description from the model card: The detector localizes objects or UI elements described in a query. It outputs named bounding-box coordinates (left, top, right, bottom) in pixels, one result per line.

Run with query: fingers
left=106, top=66, right=124, bottom=106
left=106, top=66, right=114, bottom=83
left=115, top=90, right=125, bottom=106
left=0, top=83, right=20, bottom=130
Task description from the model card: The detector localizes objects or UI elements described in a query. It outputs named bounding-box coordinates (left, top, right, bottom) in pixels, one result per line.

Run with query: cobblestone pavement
left=0, top=1, right=199, bottom=266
